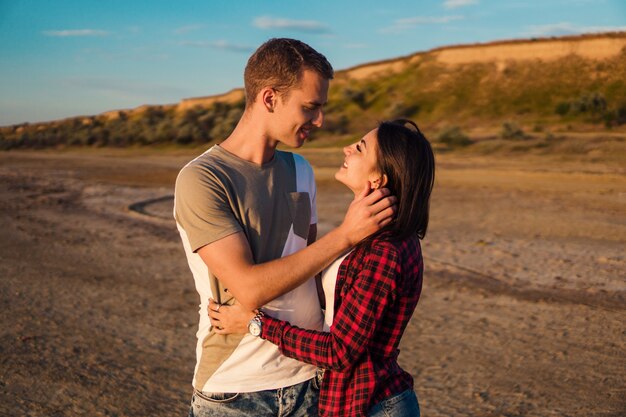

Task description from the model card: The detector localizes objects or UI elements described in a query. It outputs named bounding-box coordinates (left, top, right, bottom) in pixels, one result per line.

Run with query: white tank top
left=321, top=251, right=353, bottom=331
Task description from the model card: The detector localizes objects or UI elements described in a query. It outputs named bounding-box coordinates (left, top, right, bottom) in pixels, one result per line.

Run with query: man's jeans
left=368, top=390, right=420, bottom=417
left=188, top=377, right=320, bottom=417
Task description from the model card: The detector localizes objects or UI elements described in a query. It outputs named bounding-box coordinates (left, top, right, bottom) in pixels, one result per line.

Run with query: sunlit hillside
left=2, top=32, right=625, bottom=157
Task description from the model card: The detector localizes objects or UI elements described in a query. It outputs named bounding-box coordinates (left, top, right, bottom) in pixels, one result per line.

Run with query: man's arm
left=198, top=186, right=395, bottom=310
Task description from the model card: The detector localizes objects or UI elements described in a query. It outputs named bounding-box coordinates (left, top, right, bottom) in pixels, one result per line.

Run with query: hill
left=1, top=32, right=625, bottom=152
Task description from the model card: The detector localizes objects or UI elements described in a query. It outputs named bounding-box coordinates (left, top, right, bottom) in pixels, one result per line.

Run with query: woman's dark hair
left=375, top=119, right=435, bottom=240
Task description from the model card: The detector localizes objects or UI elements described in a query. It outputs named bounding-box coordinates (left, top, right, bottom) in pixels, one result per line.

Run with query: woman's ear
left=261, top=87, right=276, bottom=113
left=371, top=174, right=388, bottom=189
left=380, top=174, right=388, bottom=188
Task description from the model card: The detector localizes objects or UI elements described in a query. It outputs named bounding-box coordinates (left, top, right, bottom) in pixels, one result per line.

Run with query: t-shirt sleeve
left=174, top=164, right=242, bottom=252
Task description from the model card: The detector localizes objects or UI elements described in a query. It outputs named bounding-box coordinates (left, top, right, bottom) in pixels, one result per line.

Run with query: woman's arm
left=209, top=243, right=400, bottom=371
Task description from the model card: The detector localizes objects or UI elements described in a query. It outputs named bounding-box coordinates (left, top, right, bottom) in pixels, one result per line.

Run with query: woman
left=209, top=119, right=435, bottom=417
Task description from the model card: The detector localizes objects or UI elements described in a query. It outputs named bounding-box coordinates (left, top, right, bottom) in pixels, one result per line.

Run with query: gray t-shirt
left=174, top=145, right=322, bottom=393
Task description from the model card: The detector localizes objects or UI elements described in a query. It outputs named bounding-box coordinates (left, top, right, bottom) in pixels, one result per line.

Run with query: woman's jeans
left=368, top=389, right=420, bottom=417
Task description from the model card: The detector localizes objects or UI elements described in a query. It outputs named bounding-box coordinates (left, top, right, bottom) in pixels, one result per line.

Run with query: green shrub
left=437, top=126, right=472, bottom=147
left=343, top=88, right=369, bottom=109
left=501, top=122, right=526, bottom=140
left=571, top=92, right=607, bottom=114
left=555, top=102, right=570, bottom=116
left=388, top=100, right=420, bottom=119
left=322, top=114, right=350, bottom=135
left=603, top=103, right=626, bottom=127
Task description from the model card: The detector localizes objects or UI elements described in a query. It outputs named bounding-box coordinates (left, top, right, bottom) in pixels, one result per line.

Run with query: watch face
left=249, top=320, right=261, bottom=337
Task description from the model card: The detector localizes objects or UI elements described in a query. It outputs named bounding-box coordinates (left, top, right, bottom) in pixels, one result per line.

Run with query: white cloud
left=525, top=22, right=626, bottom=37
left=381, top=15, right=464, bottom=33
left=64, top=77, right=190, bottom=102
left=174, top=24, right=204, bottom=35
left=253, top=16, right=331, bottom=33
left=343, top=43, right=368, bottom=49
left=398, top=16, right=464, bottom=25
left=78, top=46, right=170, bottom=63
left=444, top=0, right=478, bottom=9
left=42, top=29, right=109, bottom=37
left=179, top=40, right=254, bottom=53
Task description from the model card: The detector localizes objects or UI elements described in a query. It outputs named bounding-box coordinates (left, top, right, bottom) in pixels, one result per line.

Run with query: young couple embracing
left=175, top=37, right=434, bottom=417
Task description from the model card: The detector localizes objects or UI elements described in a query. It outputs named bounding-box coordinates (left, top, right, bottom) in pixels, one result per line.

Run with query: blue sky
left=1, top=0, right=624, bottom=126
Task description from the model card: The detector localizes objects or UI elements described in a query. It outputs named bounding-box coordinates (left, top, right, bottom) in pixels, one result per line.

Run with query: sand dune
left=341, top=32, right=626, bottom=80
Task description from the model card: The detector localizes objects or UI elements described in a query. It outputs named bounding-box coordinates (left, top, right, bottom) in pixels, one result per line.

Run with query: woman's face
left=335, top=128, right=383, bottom=195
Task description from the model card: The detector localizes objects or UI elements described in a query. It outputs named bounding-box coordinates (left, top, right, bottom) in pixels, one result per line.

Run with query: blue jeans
left=368, top=390, right=420, bottom=417
left=188, top=377, right=320, bottom=417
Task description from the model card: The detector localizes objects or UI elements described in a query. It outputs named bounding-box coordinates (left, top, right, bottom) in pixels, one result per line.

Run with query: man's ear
left=261, top=87, right=276, bottom=113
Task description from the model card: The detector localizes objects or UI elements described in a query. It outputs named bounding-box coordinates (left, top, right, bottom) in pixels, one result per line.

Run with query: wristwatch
left=248, top=311, right=265, bottom=337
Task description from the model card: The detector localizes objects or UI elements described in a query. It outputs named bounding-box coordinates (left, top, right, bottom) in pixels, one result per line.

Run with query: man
left=174, top=38, right=395, bottom=416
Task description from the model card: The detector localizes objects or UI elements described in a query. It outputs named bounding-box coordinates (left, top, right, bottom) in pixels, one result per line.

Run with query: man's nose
left=311, top=109, right=324, bottom=128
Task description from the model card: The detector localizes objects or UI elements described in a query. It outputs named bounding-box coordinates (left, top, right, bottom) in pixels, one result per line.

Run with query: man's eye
left=356, top=144, right=361, bottom=152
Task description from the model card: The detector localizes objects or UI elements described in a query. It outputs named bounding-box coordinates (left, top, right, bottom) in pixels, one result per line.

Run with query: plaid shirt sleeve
left=261, top=242, right=400, bottom=371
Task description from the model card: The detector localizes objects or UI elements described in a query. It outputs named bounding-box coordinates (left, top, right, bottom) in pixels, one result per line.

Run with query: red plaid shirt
left=261, top=233, right=423, bottom=416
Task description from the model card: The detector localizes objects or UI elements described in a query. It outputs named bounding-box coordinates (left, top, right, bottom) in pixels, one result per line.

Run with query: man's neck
left=220, top=112, right=278, bottom=165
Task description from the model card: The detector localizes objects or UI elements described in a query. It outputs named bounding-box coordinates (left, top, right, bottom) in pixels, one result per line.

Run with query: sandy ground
left=0, top=148, right=624, bottom=416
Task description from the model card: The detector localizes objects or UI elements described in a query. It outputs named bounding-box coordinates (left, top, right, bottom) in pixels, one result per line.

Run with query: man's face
left=271, top=69, right=329, bottom=148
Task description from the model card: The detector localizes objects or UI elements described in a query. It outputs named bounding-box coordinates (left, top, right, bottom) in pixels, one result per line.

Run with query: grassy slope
left=2, top=34, right=625, bottom=161
left=322, top=50, right=626, bottom=132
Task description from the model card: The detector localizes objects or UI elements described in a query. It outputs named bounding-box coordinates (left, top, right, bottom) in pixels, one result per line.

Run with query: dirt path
left=0, top=150, right=624, bottom=416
